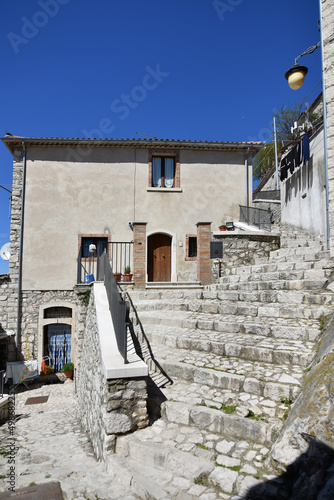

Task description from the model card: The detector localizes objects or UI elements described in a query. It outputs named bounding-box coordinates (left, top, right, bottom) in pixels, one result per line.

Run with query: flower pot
left=114, top=273, right=121, bottom=281
left=219, top=227, right=227, bottom=231
left=122, top=273, right=133, bottom=282
left=64, top=370, right=74, bottom=380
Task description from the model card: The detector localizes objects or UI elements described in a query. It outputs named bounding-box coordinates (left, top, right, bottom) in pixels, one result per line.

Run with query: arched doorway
left=147, top=233, right=172, bottom=282
left=39, top=305, right=74, bottom=373
left=44, top=323, right=71, bottom=372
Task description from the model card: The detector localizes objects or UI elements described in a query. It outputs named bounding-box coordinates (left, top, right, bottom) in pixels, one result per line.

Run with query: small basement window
left=185, top=235, right=197, bottom=261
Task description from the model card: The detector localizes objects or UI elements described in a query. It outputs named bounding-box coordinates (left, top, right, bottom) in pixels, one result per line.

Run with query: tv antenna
left=136, top=132, right=158, bottom=140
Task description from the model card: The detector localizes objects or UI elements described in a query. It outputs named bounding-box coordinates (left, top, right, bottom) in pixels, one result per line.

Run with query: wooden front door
left=147, top=234, right=171, bottom=282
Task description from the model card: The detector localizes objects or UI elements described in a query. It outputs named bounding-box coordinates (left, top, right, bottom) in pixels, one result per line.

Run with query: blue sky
left=0, top=0, right=322, bottom=273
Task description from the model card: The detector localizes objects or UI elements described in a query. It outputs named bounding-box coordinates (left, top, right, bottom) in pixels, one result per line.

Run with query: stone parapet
left=212, top=233, right=280, bottom=279
left=77, top=285, right=148, bottom=461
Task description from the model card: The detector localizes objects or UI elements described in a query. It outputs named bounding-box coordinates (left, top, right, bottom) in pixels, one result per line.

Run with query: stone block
left=216, top=454, right=241, bottom=467
left=104, top=412, right=132, bottom=434
left=190, top=406, right=223, bottom=434
left=243, top=377, right=263, bottom=396
left=222, top=415, right=271, bottom=444
left=209, top=466, right=238, bottom=494
left=263, top=382, right=290, bottom=401
left=162, top=401, right=191, bottom=425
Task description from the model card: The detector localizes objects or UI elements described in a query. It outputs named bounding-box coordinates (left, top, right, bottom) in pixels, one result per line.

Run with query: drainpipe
left=245, top=147, right=250, bottom=224
left=16, top=142, right=26, bottom=360
left=319, top=0, right=330, bottom=251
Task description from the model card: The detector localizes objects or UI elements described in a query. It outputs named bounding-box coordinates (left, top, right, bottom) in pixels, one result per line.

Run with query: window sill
left=147, top=187, right=182, bottom=193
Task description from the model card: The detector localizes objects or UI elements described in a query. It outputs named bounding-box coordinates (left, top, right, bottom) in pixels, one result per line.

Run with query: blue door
left=47, top=324, right=71, bottom=372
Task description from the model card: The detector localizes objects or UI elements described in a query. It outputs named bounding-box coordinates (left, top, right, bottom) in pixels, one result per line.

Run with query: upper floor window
left=148, top=151, right=180, bottom=190
left=152, top=157, right=175, bottom=188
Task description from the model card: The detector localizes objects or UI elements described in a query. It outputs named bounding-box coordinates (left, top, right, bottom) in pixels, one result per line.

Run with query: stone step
left=230, top=258, right=331, bottom=277
left=216, top=278, right=329, bottom=292
left=154, top=350, right=303, bottom=403
left=201, top=288, right=334, bottom=307
left=141, top=324, right=316, bottom=367
left=269, top=247, right=329, bottom=260
left=134, top=309, right=321, bottom=342
left=132, top=297, right=333, bottom=321
left=280, top=238, right=325, bottom=249
left=115, top=410, right=279, bottom=498
left=224, top=266, right=332, bottom=283
left=254, top=250, right=329, bottom=265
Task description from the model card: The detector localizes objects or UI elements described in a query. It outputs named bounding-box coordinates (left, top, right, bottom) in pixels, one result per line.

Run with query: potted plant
left=219, top=225, right=227, bottom=231
left=62, top=362, right=74, bottom=379
left=113, top=272, right=121, bottom=281
left=122, top=266, right=133, bottom=282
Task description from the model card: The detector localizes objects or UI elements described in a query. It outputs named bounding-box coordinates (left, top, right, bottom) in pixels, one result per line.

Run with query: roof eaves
left=1, top=136, right=263, bottom=154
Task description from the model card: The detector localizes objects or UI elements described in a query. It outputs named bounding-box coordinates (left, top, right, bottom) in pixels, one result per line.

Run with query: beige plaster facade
left=3, top=138, right=260, bottom=289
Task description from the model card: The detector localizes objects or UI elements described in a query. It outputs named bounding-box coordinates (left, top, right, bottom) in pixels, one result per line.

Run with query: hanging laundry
left=289, top=145, right=299, bottom=174
left=302, top=132, right=310, bottom=164
left=280, top=155, right=289, bottom=180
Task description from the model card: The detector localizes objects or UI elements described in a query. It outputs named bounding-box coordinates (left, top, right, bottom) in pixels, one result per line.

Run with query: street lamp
left=284, top=41, right=320, bottom=90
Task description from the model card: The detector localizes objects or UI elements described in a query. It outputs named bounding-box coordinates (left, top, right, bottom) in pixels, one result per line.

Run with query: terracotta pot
left=64, top=370, right=74, bottom=380
left=122, top=273, right=133, bottom=282
left=219, top=227, right=227, bottom=231
left=114, top=273, right=121, bottom=281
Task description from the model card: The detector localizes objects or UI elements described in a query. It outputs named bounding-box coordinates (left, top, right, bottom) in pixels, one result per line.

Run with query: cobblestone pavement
left=0, top=383, right=138, bottom=500
left=0, top=380, right=284, bottom=500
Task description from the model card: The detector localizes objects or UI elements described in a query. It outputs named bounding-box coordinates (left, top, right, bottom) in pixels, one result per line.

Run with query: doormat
left=25, top=395, right=49, bottom=405
left=0, top=481, right=63, bottom=499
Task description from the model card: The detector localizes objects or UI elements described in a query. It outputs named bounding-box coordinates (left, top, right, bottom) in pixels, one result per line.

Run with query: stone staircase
left=112, top=228, right=334, bottom=499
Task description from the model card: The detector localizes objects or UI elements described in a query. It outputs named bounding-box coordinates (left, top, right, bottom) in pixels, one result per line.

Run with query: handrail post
left=77, top=246, right=82, bottom=284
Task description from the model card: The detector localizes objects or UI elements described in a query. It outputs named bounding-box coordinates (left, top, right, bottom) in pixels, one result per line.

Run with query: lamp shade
left=284, top=64, right=308, bottom=90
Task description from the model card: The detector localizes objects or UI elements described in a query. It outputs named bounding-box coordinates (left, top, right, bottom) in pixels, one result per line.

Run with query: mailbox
left=210, top=241, right=223, bottom=259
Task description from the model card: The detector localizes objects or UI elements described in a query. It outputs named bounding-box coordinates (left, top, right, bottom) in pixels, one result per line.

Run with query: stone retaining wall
left=77, top=290, right=148, bottom=461
left=0, top=396, right=9, bottom=425
left=213, top=234, right=280, bottom=279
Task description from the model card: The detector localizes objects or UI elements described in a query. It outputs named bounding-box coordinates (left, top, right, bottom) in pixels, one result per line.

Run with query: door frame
left=38, top=302, right=75, bottom=371
left=146, top=229, right=177, bottom=283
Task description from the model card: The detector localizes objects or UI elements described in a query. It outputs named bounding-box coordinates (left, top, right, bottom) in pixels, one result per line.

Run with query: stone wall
left=322, top=0, right=334, bottom=254
left=0, top=272, right=16, bottom=363
left=212, top=234, right=280, bottom=279
left=0, top=396, right=9, bottom=425
left=77, top=290, right=148, bottom=461
left=19, top=290, right=76, bottom=362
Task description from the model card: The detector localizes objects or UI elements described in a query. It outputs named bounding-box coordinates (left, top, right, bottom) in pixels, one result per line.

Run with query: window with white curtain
left=152, top=157, right=175, bottom=188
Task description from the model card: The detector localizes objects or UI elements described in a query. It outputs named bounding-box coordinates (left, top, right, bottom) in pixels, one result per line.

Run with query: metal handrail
left=239, top=205, right=272, bottom=231
left=77, top=242, right=134, bottom=284
left=0, top=370, right=5, bottom=398
left=99, top=251, right=129, bottom=363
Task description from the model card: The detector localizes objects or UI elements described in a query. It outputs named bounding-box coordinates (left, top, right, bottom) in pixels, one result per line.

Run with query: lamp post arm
left=295, top=41, right=321, bottom=64
left=0, top=184, right=12, bottom=194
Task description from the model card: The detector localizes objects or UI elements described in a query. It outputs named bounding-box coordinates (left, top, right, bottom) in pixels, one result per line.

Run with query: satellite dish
left=0, top=243, right=10, bottom=261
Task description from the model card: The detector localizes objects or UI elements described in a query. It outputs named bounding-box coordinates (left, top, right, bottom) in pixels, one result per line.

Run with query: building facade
left=0, top=136, right=260, bottom=367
